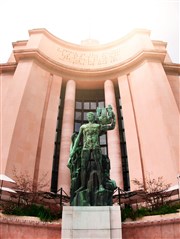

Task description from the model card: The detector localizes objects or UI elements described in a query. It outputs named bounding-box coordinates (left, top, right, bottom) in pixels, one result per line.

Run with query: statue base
left=61, top=206, right=122, bottom=239
left=71, top=188, right=114, bottom=206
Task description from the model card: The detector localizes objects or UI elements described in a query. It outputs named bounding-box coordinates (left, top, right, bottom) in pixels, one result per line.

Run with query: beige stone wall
left=123, top=214, right=180, bottom=239
left=4, top=61, right=61, bottom=191
left=0, top=215, right=61, bottom=239
left=126, top=61, right=179, bottom=186
left=1, top=72, right=14, bottom=173
left=0, top=213, right=180, bottom=239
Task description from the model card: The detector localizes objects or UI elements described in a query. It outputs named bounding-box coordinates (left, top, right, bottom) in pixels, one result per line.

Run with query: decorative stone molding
left=123, top=216, right=180, bottom=228
left=9, top=28, right=167, bottom=79
left=0, top=214, right=61, bottom=228
left=1, top=212, right=180, bottom=239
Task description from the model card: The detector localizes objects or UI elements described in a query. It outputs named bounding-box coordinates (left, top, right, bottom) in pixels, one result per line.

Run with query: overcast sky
left=0, top=0, right=179, bottom=63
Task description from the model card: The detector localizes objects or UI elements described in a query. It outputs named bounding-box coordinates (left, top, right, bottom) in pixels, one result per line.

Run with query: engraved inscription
left=56, top=46, right=122, bottom=69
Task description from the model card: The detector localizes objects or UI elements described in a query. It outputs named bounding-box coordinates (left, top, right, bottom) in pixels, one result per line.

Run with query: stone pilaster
left=118, top=75, right=144, bottom=190
left=104, top=80, right=123, bottom=189
left=58, top=80, right=76, bottom=193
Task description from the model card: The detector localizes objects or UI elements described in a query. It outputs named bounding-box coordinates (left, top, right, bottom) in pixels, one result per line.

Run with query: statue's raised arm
left=96, top=104, right=116, bottom=132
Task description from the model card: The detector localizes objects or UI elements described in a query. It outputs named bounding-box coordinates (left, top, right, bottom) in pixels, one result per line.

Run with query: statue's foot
left=75, top=186, right=86, bottom=194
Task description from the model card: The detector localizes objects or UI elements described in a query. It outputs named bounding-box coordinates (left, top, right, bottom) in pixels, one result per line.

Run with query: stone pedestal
left=62, top=206, right=122, bottom=239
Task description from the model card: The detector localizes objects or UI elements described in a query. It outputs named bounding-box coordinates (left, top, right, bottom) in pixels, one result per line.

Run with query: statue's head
left=87, top=112, right=95, bottom=123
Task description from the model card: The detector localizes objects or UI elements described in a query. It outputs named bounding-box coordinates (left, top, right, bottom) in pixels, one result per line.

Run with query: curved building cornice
left=13, top=48, right=166, bottom=76
left=1, top=28, right=173, bottom=78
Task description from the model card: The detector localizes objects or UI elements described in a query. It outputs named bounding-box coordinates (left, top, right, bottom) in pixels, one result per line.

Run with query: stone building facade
left=1, top=28, right=179, bottom=194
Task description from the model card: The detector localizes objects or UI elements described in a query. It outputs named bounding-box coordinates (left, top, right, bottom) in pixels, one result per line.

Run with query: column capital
left=67, top=79, right=76, bottom=85
left=104, top=79, right=113, bottom=86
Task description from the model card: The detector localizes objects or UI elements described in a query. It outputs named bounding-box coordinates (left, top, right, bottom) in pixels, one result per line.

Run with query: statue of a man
left=70, top=110, right=116, bottom=193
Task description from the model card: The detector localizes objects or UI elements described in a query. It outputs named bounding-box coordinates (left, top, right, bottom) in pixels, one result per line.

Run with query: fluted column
left=104, top=80, right=123, bottom=188
left=58, top=80, right=76, bottom=193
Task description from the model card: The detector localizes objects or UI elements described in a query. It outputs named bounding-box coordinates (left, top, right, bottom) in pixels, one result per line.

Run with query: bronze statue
left=68, top=105, right=117, bottom=206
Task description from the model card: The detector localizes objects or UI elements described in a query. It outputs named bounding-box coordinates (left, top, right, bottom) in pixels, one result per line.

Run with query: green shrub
left=2, top=203, right=61, bottom=222
left=121, top=206, right=136, bottom=221
left=149, top=204, right=179, bottom=216
left=134, top=207, right=150, bottom=218
left=121, top=202, right=180, bottom=221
